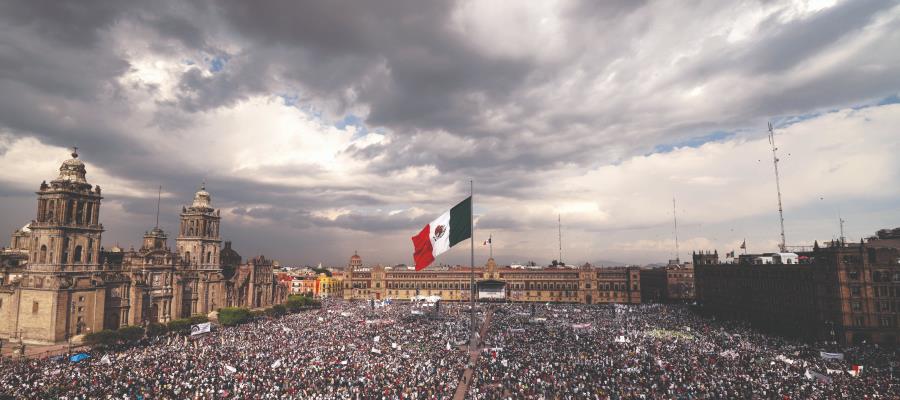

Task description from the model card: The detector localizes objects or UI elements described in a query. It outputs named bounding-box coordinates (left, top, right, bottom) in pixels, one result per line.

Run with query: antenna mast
left=673, top=197, right=680, bottom=263
left=768, top=122, right=787, bottom=252
left=839, top=211, right=846, bottom=245
left=558, top=214, right=563, bottom=266
left=155, top=185, right=162, bottom=229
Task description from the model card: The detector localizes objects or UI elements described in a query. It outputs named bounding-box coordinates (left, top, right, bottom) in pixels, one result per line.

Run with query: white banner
left=191, top=322, right=211, bottom=336
left=805, top=369, right=832, bottom=383
left=820, top=351, right=844, bottom=360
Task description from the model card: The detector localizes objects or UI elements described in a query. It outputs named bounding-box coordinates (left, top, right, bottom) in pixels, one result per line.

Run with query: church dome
left=191, top=183, right=212, bottom=209
left=55, top=148, right=89, bottom=184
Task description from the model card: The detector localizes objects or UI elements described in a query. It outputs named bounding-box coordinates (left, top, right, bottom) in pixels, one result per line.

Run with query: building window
left=849, top=270, right=860, bottom=280
left=851, top=286, right=861, bottom=297
left=880, top=317, right=894, bottom=327
left=39, top=245, right=47, bottom=263
left=74, top=245, right=83, bottom=263
left=32, top=301, right=39, bottom=314
left=855, top=316, right=865, bottom=327
left=851, top=301, right=861, bottom=312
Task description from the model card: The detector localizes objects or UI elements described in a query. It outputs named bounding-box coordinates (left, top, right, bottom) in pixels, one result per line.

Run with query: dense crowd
left=0, top=299, right=473, bottom=399
left=2, top=300, right=898, bottom=399
left=470, top=303, right=899, bottom=399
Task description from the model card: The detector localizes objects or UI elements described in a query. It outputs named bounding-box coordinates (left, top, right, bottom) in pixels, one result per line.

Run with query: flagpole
left=469, top=179, right=475, bottom=349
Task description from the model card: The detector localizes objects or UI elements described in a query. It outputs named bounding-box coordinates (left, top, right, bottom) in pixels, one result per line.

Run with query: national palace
left=339, top=253, right=642, bottom=305
left=0, top=150, right=286, bottom=344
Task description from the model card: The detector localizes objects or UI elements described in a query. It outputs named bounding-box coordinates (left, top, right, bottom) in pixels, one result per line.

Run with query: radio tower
left=768, top=122, right=787, bottom=252
left=673, top=197, right=680, bottom=264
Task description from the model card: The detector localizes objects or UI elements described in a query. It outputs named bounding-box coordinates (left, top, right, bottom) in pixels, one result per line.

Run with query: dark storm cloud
left=0, top=0, right=898, bottom=265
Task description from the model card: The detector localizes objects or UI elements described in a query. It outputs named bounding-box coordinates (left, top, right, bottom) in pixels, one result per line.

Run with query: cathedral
left=0, top=150, right=286, bottom=344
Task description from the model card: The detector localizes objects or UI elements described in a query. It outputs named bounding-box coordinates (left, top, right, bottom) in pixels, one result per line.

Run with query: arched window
left=75, top=201, right=84, bottom=224
left=85, top=202, right=93, bottom=225
left=47, top=200, right=55, bottom=221
left=206, top=251, right=212, bottom=263
left=74, top=245, right=83, bottom=263
left=39, top=245, right=47, bottom=263
left=184, top=251, right=191, bottom=264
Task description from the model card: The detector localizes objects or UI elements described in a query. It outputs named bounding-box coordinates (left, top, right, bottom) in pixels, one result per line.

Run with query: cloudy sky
left=1, top=0, right=899, bottom=267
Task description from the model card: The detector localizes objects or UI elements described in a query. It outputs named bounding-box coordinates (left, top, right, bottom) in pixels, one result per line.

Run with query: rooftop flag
left=411, top=197, right=472, bottom=271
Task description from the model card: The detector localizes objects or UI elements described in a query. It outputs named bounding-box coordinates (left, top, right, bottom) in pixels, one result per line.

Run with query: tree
left=146, top=323, right=167, bottom=337
left=218, top=307, right=251, bottom=326
left=84, top=330, right=121, bottom=347
left=166, top=318, right=192, bottom=334
left=118, top=326, right=145, bottom=343
left=268, top=304, right=287, bottom=317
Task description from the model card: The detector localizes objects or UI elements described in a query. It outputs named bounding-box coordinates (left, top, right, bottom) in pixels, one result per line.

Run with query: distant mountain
left=592, top=259, right=627, bottom=267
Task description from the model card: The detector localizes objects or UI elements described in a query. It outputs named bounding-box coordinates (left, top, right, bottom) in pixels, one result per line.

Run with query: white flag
left=100, top=355, right=112, bottom=365
left=271, top=359, right=283, bottom=369
left=224, top=365, right=237, bottom=374
left=374, top=335, right=380, bottom=342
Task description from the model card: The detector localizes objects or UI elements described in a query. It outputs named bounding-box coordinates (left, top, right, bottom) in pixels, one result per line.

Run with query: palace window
left=39, top=245, right=47, bottom=263
left=851, top=301, right=862, bottom=312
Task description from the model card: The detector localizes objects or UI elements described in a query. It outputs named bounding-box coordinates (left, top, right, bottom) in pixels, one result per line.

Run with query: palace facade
left=342, top=254, right=641, bottom=304
left=694, top=229, right=900, bottom=345
left=0, top=150, right=287, bottom=344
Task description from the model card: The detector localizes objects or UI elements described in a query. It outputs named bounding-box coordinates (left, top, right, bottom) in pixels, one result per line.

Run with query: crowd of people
left=469, top=303, right=899, bottom=399
left=2, top=299, right=898, bottom=399
left=0, top=299, right=473, bottom=399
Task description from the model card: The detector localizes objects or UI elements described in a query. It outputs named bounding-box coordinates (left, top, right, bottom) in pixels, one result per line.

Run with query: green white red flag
left=411, top=197, right=472, bottom=270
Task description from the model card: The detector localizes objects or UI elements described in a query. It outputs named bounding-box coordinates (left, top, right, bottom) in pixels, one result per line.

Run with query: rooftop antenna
left=673, top=197, right=680, bottom=264
left=839, top=209, right=846, bottom=245
left=768, top=122, right=787, bottom=252
left=155, top=185, right=162, bottom=229
left=558, top=214, right=563, bottom=266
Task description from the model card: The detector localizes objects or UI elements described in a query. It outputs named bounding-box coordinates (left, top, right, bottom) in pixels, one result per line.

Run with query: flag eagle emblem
left=432, top=225, right=447, bottom=241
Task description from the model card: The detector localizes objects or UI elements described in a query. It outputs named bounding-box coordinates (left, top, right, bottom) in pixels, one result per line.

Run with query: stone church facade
left=0, top=150, right=286, bottom=344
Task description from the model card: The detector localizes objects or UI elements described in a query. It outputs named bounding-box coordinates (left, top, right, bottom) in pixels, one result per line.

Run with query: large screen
left=479, top=288, right=505, bottom=299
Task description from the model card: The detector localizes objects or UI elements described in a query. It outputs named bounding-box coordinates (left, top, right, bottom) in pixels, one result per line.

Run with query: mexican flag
left=411, top=197, right=472, bottom=270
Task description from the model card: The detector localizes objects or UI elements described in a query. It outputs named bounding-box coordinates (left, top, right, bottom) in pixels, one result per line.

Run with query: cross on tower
left=71, top=146, right=79, bottom=158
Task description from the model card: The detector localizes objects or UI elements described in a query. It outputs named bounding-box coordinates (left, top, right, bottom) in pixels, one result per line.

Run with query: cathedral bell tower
left=30, top=148, right=103, bottom=269
left=176, top=184, right=221, bottom=268
left=18, top=148, right=105, bottom=343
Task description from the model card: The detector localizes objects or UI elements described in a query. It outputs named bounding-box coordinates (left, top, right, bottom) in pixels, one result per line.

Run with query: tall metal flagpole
left=470, top=180, right=475, bottom=348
